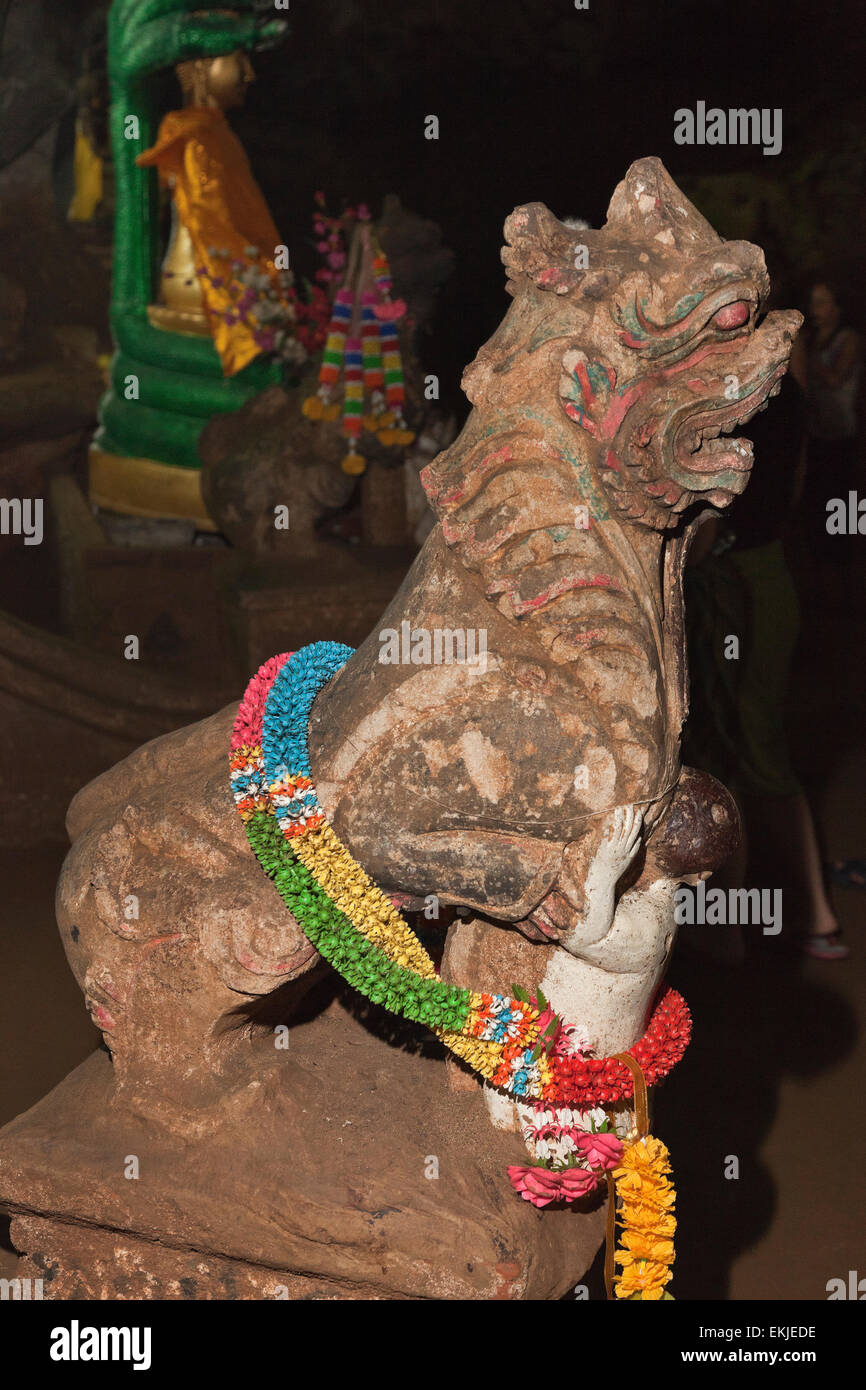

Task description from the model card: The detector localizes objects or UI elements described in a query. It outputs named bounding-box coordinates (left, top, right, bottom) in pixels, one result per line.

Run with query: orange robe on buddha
left=137, top=107, right=288, bottom=376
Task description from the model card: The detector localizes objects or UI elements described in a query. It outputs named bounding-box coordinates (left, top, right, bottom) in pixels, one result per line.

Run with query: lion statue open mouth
left=423, top=158, right=799, bottom=533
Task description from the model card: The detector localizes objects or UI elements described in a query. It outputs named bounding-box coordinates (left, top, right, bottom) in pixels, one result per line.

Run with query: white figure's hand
left=532, top=804, right=645, bottom=957
left=592, top=804, right=644, bottom=882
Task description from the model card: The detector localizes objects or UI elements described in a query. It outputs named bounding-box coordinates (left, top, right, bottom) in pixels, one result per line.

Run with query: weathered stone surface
left=0, top=1001, right=605, bottom=1300
left=199, top=383, right=356, bottom=556
left=57, top=703, right=316, bottom=1102
left=0, top=609, right=231, bottom=848
left=0, top=159, right=801, bottom=1298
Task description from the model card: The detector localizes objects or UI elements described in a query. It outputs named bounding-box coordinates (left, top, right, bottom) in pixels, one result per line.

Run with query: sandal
left=803, top=929, right=850, bottom=960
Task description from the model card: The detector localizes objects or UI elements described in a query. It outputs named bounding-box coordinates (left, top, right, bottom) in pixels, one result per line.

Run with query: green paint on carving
left=522, top=408, right=611, bottom=519
left=586, top=360, right=612, bottom=397
left=99, top=1, right=289, bottom=473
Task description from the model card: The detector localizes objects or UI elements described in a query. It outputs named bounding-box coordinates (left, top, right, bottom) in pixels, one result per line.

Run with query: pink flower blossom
left=574, top=1130, right=624, bottom=1170
left=506, top=1164, right=599, bottom=1208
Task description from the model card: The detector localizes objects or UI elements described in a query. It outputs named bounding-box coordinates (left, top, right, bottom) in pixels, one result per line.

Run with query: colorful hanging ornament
left=303, top=216, right=415, bottom=474
left=231, top=642, right=689, bottom=1298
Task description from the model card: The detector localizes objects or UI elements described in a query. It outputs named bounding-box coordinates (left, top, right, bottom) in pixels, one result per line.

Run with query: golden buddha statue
left=138, top=48, right=297, bottom=376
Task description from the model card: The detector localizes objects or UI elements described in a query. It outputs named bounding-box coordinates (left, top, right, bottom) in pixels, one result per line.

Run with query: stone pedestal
left=233, top=552, right=415, bottom=671
left=361, top=462, right=409, bottom=546
left=0, top=988, right=605, bottom=1300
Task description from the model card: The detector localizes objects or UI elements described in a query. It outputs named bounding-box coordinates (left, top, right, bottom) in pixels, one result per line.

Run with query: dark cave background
left=3, top=0, right=864, bottom=415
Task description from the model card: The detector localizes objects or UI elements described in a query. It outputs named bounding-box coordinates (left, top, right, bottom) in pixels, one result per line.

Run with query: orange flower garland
left=606, top=1051, right=677, bottom=1300
left=612, top=1134, right=676, bottom=1300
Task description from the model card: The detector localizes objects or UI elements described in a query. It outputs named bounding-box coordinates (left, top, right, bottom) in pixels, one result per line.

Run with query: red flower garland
left=541, top=988, right=691, bottom=1108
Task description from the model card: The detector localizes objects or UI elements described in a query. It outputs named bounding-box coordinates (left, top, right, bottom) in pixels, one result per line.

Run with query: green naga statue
left=90, top=0, right=295, bottom=527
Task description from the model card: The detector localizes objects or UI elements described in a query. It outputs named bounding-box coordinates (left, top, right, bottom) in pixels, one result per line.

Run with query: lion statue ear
left=501, top=202, right=588, bottom=297
left=603, top=155, right=720, bottom=253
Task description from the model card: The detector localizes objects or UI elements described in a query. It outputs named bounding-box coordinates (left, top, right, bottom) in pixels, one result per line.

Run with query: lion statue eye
left=711, top=300, right=750, bottom=330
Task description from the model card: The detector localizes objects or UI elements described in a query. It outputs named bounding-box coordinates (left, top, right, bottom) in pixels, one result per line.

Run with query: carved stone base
left=0, top=990, right=606, bottom=1300
left=9, top=1216, right=376, bottom=1300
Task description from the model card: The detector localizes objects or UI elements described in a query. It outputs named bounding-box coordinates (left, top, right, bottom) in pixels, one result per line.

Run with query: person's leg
left=742, top=790, right=841, bottom=940
left=731, top=543, right=847, bottom=958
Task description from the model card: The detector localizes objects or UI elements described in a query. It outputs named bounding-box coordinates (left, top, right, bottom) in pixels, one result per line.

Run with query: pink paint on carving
left=92, top=972, right=126, bottom=1003
left=121, top=934, right=184, bottom=1018
left=418, top=463, right=436, bottom=499
left=434, top=446, right=514, bottom=508
left=598, top=383, right=642, bottom=437
left=425, top=445, right=516, bottom=510
left=440, top=517, right=465, bottom=546
left=660, top=338, right=748, bottom=378
left=236, top=940, right=318, bottom=976
left=488, top=571, right=622, bottom=617
left=141, top=933, right=183, bottom=955
left=462, top=518, right=524, bottom=562
left=564, top=401, right=598, bottom=435
left=575, top=360, right=594, bottom=405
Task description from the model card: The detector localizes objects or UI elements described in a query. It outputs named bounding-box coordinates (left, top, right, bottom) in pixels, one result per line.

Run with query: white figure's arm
left=558, top=804, right=643, bottom=955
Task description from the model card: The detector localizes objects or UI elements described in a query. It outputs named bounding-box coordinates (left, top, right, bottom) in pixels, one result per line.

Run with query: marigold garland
left=612, top=1135, right=677, bottom=1300
left=231, top=642, right=689, bottom=1296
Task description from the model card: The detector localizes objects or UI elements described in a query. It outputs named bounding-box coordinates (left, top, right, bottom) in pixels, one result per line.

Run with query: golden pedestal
left=88, top=445, right=217, bottom=530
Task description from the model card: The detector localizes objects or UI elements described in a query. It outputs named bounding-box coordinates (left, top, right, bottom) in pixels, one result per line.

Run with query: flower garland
left=508, top=1103, right=626, bottom=1208
left=605, top=1053, right=677, bottom=1299
left=301, top=210, right=414, bottom=475
left=612, top=1135, right=677, bottom=1300
left=231, top=642, right=690, bottom=1298
left=197, top=246, right=307, bottom=369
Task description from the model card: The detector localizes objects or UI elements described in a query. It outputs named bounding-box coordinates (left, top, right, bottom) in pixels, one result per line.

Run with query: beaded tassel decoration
left=360, top=292, right=385, bottom=424
left=310, top=286, right=352, bottom=423
left=303, top=221, right=415, bottom=474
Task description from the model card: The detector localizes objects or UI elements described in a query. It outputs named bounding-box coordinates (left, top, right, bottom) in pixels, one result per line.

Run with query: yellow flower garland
left=607, top=1053, right=677, bottom=1300
left=290, top=820, right=536, bottom=1080
left=612, top=1135, right=676, bottom=1300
